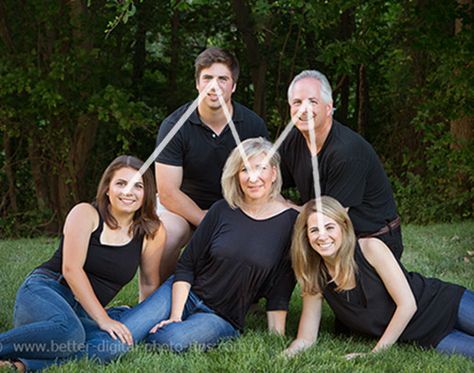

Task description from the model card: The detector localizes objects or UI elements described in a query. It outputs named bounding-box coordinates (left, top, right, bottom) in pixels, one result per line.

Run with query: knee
left=146, top=332, right=190, bottom=353
left=90, top=339, right=131, bottom=363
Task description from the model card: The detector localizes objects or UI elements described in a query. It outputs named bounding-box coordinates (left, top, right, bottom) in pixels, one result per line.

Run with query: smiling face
left=238, top=153, right=277, bottom=204
left=107, top=167, right=144, bottom=215
left=196, top=62, right=236, bottom=111
left=289, top=78, right=333, bottom=134
left=306, top=212, right=343, bottom=260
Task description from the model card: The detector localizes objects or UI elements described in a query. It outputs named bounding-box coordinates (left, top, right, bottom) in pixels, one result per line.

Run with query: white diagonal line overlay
left=124, top=79, right=220, bottom=193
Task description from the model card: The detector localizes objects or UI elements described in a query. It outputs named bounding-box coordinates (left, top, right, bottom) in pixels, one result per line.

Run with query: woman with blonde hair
left=284, top=196, right=473, bottom=360
left=134, top=137, right=298, bottom=352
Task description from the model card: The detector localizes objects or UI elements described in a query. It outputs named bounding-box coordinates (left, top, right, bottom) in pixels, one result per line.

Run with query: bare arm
left=149, top=281, right=191, bottom=333
left=139, top=224, right=167, bottom=302
left=267, top=310, right=287, bottom=335
left=283, top=293, right=323, bottom=357
left=62, top=203, right=132, bottom=345
left=359, top=238, right=417, bottom=353
left=155, top=162, right=206, bottom=226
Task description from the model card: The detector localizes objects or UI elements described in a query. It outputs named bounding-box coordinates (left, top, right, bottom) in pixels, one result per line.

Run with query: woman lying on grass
left=284, top=196, right=473, bottom=360
left=0, top=156, right=166, bottom=371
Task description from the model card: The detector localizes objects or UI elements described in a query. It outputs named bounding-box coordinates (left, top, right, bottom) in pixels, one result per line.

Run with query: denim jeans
left=0, top=272, right=237, bottom=370
left=144, top=276, right=239, bottom=352
left=0, top=270, right=166, bottom=370
left=436, top=289, right=474, bottom=360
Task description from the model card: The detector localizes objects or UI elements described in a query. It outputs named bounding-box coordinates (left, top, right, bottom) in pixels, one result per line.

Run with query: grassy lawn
left=1, top=221, right=473, bottom=372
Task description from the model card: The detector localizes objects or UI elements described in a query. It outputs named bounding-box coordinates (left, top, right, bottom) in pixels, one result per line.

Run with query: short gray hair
left=287, top=70, right=333, bottom=104
left=221, top=137, right=282, bottom=209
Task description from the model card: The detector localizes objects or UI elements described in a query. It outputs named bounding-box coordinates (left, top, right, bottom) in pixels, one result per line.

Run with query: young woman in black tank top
left=0, top=156, right=166, bottom=371
left=284, top=196, right=473, bottom=360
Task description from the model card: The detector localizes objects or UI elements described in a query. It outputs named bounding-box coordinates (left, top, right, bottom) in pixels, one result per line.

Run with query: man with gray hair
left=279, top=70, right=403, bottom=259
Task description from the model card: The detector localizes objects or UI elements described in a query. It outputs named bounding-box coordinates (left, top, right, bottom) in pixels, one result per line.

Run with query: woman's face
left=107, top=167, right=145, bottom=215
left=307, top=212, right=343, bottom=260
left=238, top=153, right=276, bottom=204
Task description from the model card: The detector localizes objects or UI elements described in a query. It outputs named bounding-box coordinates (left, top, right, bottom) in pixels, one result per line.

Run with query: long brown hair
left=95, top=155, right=160, bottom=239
left=291, top=196, right=357, bottom=294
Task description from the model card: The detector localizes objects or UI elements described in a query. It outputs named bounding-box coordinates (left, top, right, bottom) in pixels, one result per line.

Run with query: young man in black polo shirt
left=279, top=70, right=403, bottom=259
left=155, top=47, right=268, bottom=279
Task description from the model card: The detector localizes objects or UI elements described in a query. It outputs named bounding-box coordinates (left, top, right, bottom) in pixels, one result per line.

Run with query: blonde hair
left=221, top=137, right=282, bottom=209
left=291, top=196, right=357, bottom=294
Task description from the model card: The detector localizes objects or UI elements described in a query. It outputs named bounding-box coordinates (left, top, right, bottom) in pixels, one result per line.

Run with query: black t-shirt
left=280, top=121, right=398, bottom=234
left=155, top=101, right=268, bottom=210
left=174, top=199, right=298, bottom=331
left=40, top=210, right=144, bottom=306
left=323, top=244, right=465, bottom=348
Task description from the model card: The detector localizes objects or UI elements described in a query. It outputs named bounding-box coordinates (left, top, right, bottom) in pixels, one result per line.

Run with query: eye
left=135, top=183, right=144, bottom=189
left=116, top=180, right=125, bottom=186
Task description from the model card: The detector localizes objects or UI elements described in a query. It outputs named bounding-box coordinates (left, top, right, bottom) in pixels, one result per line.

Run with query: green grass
left=1, top=222, right=473, bottom=372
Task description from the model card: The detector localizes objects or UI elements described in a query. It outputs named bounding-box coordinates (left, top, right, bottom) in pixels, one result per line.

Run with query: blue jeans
left=436, top=289, right=474, bottom=360
left=144, top=276, right=239, bottom=352
left=0, top=270, right=167, bottom=370
left=0, top=273, right=237, bottom=370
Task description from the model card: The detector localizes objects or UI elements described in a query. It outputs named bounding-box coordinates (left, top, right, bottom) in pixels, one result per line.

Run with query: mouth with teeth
left=118, top=196, right=136, bottom=205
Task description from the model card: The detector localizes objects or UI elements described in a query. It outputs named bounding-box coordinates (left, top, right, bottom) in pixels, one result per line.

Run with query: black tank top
left=39, top=210, right=144, bottom=306
left=323, top=244, right=465, bottom=348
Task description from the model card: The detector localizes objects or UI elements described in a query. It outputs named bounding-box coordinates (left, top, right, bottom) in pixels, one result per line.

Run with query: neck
left=323, top=257, right=337, bottom=276
left=110, top=207, right=134, bottom=229
left=241, top=196, right=273, bottom=217
left=198, top=101, right=233, bottom=131
left=302, top=118, right=333, bottom=155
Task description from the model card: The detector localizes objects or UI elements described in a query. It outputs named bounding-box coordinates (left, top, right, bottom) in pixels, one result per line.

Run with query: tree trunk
left=451, top=0, right=473, bottom=147
left=2, top=131, right=18, bottom=213
left=337, top=7, right=355, bottom=124
left=231, top=0, right=268, bottom=118
left=356, top=64, right=368, bottom=136
left=167, top=2, right=180, bottom=112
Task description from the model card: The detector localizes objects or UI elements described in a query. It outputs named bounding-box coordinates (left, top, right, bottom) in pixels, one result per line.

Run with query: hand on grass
left=281, top=338, right=310, bottom=358
left=345, top=352, right=367, bottom=360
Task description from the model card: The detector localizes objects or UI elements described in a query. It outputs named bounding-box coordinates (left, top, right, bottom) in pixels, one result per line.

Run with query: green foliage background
left=0, top=0, right=473, bottom=236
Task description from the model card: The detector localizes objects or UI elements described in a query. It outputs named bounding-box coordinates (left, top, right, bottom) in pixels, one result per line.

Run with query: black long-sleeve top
left=174, top=199, right=298, bottom=331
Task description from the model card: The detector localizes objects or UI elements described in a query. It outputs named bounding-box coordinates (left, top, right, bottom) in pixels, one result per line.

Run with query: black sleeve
left=280, top=153, right=295, bottom=190
left=264, top=251, right=296, bottom=311
left=173, top=203, right=220, bottom=285
left=155, top=118, right=184, bottom=167
left=325, top=158, right=369, bottom=207
left=257, top=118, right=269, bottom=139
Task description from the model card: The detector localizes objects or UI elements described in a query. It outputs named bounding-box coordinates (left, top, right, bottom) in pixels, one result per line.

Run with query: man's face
left=289, top=78, right=333, bottom=133
left=196, top=62, right=236, bottom=111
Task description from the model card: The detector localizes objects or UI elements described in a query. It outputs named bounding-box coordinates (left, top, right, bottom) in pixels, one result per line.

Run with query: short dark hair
left=195, top=47, right=239, bottom=83
left=95, top=155, right=160, bottom=239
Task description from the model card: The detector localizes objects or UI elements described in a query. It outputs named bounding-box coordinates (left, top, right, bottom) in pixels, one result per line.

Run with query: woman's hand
left=281, top=338, right=311, bottom=357
left=345, top=352, right=367, bottom=360
left=149, top=315, right=182, bottom=333
left=97, top=316, right=133, bottom=345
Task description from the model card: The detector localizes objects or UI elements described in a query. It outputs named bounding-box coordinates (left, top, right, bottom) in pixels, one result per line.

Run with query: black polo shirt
left=155, top=101, right=268, bottom=210
left=280, top=120, right=398, bottom=235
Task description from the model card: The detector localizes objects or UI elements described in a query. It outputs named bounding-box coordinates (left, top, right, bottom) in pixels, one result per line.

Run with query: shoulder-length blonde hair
left=291, top=196, right=357, bottom=294
left=221, top=137, right=282, bottom=209
left=95, top=155, right=160, bottom=239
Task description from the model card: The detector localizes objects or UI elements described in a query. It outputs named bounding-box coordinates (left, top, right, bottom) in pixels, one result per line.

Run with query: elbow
left=402, top=298, right=417, bottom=319
left=62, top=264, right=82, bottom=282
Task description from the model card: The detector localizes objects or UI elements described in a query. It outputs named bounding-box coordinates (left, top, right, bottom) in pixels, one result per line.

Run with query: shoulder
left=358, top=238, right=395, bottom=270
left=63, top=203, right=99, bottom=233
left=159, top=102, right=193, bottom=131
left=234, top=102, right=266, bottom=129
left=329, top=121, right=374, bottom=156
left=143, top=223, right=166, bottom=252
